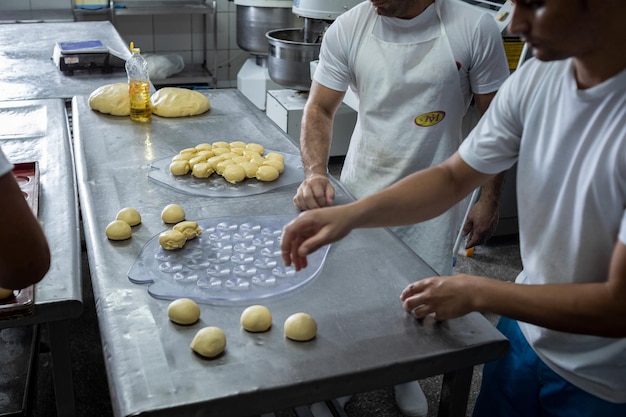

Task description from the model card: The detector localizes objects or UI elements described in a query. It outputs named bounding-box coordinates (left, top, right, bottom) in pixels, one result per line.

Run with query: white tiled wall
left=1, top=0, right=250, bottom=88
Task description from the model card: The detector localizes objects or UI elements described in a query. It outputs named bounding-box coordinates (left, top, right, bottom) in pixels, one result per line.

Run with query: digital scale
left=52, top=39, right=125, bottom=75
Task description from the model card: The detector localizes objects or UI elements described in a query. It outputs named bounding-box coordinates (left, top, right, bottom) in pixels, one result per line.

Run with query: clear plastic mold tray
left=128, top=215, right=330, bottom=305
left=148, top=151, right=304, bottom=197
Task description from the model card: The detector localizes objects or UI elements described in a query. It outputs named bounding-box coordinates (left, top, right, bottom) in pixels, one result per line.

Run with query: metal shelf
left=109, top=0, right=217, bottom=86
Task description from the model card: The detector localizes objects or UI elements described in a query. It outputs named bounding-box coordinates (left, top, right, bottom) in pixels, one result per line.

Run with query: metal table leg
left=438, top=367, right=474, bottom=417
left=47, top=320, right=76, bottom=417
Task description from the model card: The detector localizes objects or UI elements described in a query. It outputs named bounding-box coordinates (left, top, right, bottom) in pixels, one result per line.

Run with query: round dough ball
left=215, top=159, right=235, bottom=176
left=239, top=161, right=259, bottom=179
left=284, top=312, right=317, bottom=342
left=158, top=229, right=187, bottom=250
left=262, top=158, right=285, bottom=173
left=249, top=154, right=266, bottom=166
left=222, top=164, right=246, bottom=184
left=170, top=160, right=190, bottom=176
left=150, top=87, right=210, bottom=118
left=161, top=204, right=185, bottom=224
left=206, top=155, right=224, bottom=170
left=191, top=162, right=214, bottom=178
left=212, top=141, right=230, bottom=149
left=195, top=143, right=213, bottom=151
left=190, top=326, right=226, bottom=358
left=116, top=207, right=141, bottom=226
left=0, top=287, right=14, bottom=299
left=265, top=152, right=284, bottom=163
left=105, top=220, right=132, bottom=241
left=168, top=298, right=201, bottom=325
left=88, top=83, right=130, bottom=116
left=255, top=165, right=280, bottom=182
left=245, top=143, right=264, bottom=154
left=173, top=221, right=202, bottom=240
left=188, top=155, right=207, bottom=168
left=240, top=305, right=272, bottom=332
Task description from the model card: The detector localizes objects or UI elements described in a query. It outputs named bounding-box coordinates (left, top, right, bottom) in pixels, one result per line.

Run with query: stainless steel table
left=0, top=21, right=129, bottom=101
left=72, top=89, right=508, bottom=417
left=0, top=99, right=82, bottom=417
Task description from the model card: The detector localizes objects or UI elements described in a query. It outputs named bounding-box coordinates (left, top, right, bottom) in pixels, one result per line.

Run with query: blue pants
left=472, top=317, right=626, bottom=417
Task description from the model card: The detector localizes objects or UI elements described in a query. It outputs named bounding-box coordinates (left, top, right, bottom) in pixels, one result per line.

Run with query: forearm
left=477, top=170, right=506, bottom=206
left=300, top=106, right=334, bottom=178
left=350, top=154, right=486, bottom=229
left=472, top=277, right=626, bottom=337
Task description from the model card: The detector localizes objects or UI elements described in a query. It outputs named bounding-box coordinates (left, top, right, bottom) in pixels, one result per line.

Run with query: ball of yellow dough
left=265, top=152, right=284, bottom=163
left=240, top=305, right=272, bottom=332
left=170, top=160, right=190, bottom=176
left=0, top=287, right=14, bottom=299
left=167, top=298, right=201, bottom=325
left=161, top=204, right=185, bottom=224
left=105, top=220, right=132, bottom=241
left=173, top=221, right=202, bottom=240
left=262, top=158, right=284, bottom=173
left=215, top=159, right=235, bottom=176
left=212, top=141, right=230, bottom=149
left=255, top=165, right=280, bottom=182
left=191, top=162, right=214, bottom=178
left=284, top=312, right=317, bottom=342
left=222, top=164, right=246, bottom=184
left=190, top=326, right=227, bottom=358
left=245, top=143, right=264, bottom=154
left=239, top=161, right=259, bottom=179
left=159, top=229, right=187, bottom=250
left=116, top=207, right=141, bottom=226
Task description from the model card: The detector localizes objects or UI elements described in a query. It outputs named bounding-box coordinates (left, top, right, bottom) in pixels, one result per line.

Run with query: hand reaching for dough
left=293, top=174, right=335, bottom=210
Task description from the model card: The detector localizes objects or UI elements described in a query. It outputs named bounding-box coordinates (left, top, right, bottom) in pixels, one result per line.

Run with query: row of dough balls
left=105, top=203, right=188, bottom=241
left=167, top=299, right=318, bottom=358
left=88, top=84, right=211, bottom=118
left=169, top=141, right=285, bottom=184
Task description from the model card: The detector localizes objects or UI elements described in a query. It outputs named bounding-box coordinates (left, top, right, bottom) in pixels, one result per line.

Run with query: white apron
left=340, top=1, right=467, bottom=275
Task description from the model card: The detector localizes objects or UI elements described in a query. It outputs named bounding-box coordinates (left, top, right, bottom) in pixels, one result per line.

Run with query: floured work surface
left=128, top=215, right=330, bottom=305
left=0, top=162, right=39, bottom=320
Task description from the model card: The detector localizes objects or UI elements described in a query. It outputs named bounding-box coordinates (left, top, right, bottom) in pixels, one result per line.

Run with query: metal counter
left=72, top=89, right=508, bottom=417
left=0, top=99, right=82, bottom=416
left=0, top=21, right=129, bottom=101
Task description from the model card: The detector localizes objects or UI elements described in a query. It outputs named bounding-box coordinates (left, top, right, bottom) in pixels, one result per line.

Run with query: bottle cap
left=129, top=41, right=141, bottom=54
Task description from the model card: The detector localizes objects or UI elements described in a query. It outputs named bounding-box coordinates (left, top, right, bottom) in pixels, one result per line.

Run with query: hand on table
left=293, top=174, right=335, bottom=210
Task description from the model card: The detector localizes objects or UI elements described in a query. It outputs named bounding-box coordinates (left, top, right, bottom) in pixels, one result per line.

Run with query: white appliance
left=235, top=0, right=299, bottom=110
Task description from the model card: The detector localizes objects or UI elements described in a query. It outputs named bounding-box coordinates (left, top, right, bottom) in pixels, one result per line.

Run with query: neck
left=403, top=0, right=436, bottom=19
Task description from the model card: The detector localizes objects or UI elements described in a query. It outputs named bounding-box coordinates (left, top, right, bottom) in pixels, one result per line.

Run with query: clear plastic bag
left=144, top=54, right=185, bottom=79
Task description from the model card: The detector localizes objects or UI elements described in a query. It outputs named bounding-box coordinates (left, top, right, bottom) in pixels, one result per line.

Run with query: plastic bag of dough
left=150, top=87, right=211, bottom=118
left=88, top=83, right=130, bottom=116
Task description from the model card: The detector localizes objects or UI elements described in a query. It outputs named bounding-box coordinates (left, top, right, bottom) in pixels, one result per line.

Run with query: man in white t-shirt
left=293, top=1, right=509, bottom=415
left=0, top=147, right=50, bottom=290
left=282, top=0, right=626, bottom=416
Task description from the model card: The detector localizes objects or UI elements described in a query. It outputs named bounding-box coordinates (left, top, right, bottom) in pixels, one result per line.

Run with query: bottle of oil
left=125, top=42, right=151, bottom=122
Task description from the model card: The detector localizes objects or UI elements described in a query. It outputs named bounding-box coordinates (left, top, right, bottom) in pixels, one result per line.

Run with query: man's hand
left=462, top=198, right=499, bottom=248
left=293, top=173, right=336, bottom=210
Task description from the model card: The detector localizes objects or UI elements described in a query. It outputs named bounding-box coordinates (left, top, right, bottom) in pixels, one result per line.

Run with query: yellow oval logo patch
left=414, top=111, right=446, bottom=127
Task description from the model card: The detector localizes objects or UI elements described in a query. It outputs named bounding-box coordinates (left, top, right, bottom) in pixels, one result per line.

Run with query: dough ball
left=212, top=147, right=231, bottom=156
left=150, top=87, right=210, bottom=118
left=245, top=143, right=264, bottom=154
left=222, top=164, right=246, bottom=184
left=249, top=154, right=266, bottom=166
left=161, top=204, right=185, bottom=224
left=88, top=83, right=130, bottom=116
left=256, top=165, right=280, bottom=182
left=0, top=287, right=15, bottom=299
left=190, top=326, right=226, bottom=358
left=284, top=312, right=317, bottom=342
left=239, top=161, right=259, bottom=179
left=167, top=298, right=201, bottom=325
left=229, top=147, right=245, bottom=156
left=195, top=143, right=213, bottom=151
left=240, top=305, right=272, bottom=332
left=212, top=141, right=230, bottom=148
left=191, top=162, right=214, bottom=178
left=215, top=159, right=235, bottom=176
left=230, top=155, right=249, bottom=165
left=188, top=155, right=207, bottom=168
left=116, top=207, right=141, bottom=226
left=173, top=221, right=202, bottom=240
left=105, top=220, right=132, bottom=241
left=262, top=158, right=284, bottom=173
left=196, top=150, right=214, bottom=160
left=170, top=160, right=190, bottom=176
left=265, top=152, right=284, bottom=163
left=206, top=155, right=224, bottom=170
left=158, top=229, right=187, bottom=250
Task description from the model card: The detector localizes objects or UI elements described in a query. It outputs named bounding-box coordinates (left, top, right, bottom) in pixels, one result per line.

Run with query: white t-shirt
left=0, top=148, right=12, bottom=177
left=459, top=57, right=626, bottom=403
left=314, top=0, right=509, bottom=111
